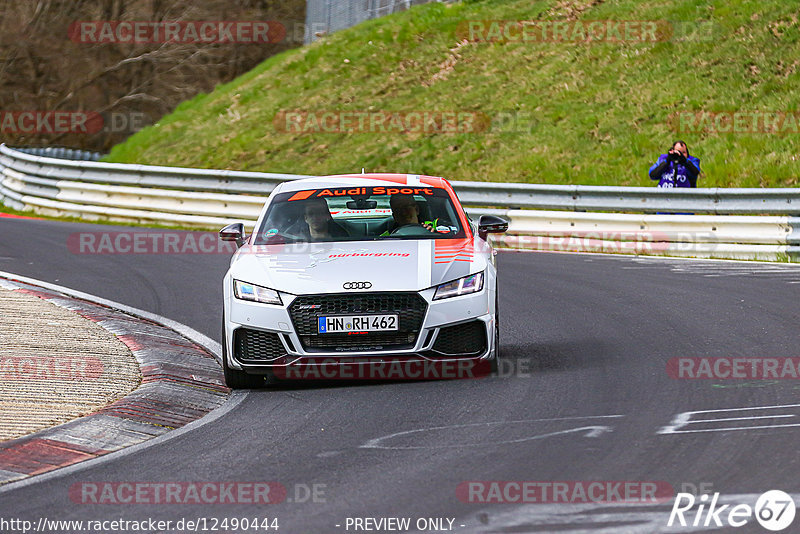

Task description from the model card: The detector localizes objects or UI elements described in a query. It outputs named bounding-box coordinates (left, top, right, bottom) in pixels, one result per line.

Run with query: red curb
left=0, top=212, right=41, bottom=220
left=0, top=438, right=105, bottom=475
left=0, top=277, right=229, bottom=485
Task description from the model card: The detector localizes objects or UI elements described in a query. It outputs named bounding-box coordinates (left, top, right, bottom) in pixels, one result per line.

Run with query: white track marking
left=613, top=256, right=800, bottom=281
left=689, top=415, right=794, bottom=423
left=659, top=404, right=800, bottom=435
left=361, top=415, right=623, bottom=450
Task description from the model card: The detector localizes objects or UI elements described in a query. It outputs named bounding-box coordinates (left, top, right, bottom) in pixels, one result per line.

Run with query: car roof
left=276, top=173, right=450, bottom=193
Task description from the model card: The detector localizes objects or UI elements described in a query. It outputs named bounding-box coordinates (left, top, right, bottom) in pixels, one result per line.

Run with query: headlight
left=433, top=272, right=484, bottom=300
left=233, top=280, right=282, bottom=305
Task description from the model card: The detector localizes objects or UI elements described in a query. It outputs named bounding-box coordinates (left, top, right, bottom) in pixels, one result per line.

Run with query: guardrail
left=495, top=210, right=798, bottom=262
left=1, top=144, right=798, bottom=261
left=14, top=146, right=104, bottom=162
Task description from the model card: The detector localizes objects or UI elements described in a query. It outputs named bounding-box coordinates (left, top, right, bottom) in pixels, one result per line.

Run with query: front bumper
left=223, top=286, right=495, bottom=372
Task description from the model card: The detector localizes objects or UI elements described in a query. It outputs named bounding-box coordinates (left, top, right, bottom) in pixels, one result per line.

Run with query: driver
left=384, top=194, right=436, bottom=234
left=302, top=198, right=349, bottom=241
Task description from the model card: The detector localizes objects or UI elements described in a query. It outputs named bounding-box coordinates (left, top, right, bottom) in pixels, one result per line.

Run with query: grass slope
left=106, top=0, right=800, bottom=188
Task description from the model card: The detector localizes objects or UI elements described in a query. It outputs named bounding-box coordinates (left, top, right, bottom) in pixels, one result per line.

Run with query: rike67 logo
left=668, top=490, right=796, bottom=531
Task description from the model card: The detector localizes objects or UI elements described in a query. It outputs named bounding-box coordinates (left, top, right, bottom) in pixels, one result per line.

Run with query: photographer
left=649, top=141, right=701, bottom=188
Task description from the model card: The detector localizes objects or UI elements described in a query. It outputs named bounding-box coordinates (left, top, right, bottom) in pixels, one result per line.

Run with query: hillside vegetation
left=106, top=0, right=800, bottom=188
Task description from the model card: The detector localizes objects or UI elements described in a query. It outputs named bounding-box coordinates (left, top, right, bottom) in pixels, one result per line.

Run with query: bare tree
left=0, top=0, right=305, bottom=151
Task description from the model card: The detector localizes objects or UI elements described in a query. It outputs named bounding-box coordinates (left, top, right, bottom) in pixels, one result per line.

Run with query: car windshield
left=252, top=185, right=467, bottom=244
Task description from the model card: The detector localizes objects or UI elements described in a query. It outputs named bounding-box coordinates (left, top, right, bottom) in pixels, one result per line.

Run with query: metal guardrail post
left=788, top=218, right=800, bottom=262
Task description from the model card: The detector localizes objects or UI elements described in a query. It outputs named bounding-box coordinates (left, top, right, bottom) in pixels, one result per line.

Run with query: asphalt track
left=2, top=216, right=800, bottom=533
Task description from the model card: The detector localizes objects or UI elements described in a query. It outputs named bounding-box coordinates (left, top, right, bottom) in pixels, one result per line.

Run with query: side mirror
left=219, top=223, right=247, bottom=248
left=478, top=215, right=508, bottom=240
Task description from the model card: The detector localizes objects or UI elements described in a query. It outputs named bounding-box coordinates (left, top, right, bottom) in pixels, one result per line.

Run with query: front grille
left=234, top=328, right=287, bottom=362
left=432, top=321, right=487, bottom=356
left=304, top=332, right=417, bottom=349
left=289, top=292, right=428, bottom=352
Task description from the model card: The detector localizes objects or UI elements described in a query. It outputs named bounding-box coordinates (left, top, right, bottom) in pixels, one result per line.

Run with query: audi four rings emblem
left=343, top=281, right=372, bottom=290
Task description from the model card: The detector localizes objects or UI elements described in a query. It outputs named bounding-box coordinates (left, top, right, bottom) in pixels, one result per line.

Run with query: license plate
left=317, top=314, right=398, bottom=333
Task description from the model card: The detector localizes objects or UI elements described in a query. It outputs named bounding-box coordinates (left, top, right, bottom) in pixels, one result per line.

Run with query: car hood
left=229, top=238, right=489, bottom=295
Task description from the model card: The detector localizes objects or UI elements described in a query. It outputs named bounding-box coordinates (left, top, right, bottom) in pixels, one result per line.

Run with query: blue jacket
left=649, top=154, right=701, bottom=188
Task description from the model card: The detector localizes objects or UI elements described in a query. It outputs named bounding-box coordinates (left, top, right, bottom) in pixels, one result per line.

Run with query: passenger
left=649, top=140, right=701, bottom=188
left=302, top=198, right=349, bottom=241
left=386, top=194, right=435, bottom=233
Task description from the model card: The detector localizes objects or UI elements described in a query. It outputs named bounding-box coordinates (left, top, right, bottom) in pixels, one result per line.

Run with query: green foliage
left=106, top=0, right=800, bottom=187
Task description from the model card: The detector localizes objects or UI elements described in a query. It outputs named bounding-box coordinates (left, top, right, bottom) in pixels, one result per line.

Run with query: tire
left=221, top=316, right=265, bottom=389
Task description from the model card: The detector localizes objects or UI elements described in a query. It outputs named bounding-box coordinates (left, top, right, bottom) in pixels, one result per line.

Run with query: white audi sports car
left=219, top=173, right=508, bottom=388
